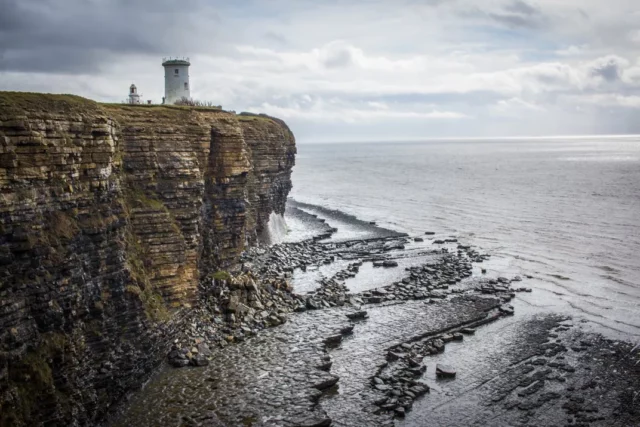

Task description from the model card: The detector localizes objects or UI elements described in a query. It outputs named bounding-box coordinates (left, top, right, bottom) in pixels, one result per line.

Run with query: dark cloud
left=0, top=0, right=221, bottom=73
left=321, top=46, right=354, bottom=68
left=472, top=0, right=546, bottom=29
left=264, top=31, right=289, bottom=46
left=504, top=0, right=537, bottom=16
left=577, top=8, right=590, bottom=20
left=590, top=57, right=625, bottom=82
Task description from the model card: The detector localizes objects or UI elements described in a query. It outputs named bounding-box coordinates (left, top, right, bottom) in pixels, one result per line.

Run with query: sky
left=1, top=0, right=640, bottom=142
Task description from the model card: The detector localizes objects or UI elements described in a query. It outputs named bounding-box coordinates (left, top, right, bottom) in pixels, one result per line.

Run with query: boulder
left=323, top=334, right=343, bottom=346
left=340, top=325, right=354, bottom=335
left=436, top=364, right=456, bottom=378
left=313, top=375, right=339, bottom=390
left=346, top=310, right=368, bottom=320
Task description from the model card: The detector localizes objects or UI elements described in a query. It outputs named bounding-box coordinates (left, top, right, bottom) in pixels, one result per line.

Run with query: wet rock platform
left=401, top=314, right=640, bottom=427
left=111, top=297, right=504, bottom=427
left=109, top=203, right=640, bottom=427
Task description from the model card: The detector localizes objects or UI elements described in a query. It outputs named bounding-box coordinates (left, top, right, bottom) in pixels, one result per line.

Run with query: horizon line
left=298, top=134, right=640, bottom=144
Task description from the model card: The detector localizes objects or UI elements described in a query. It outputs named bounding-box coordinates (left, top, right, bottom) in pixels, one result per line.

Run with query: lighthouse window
left=184, top=82, right=189, bottom=90
left=130, top=87, right=134, bottom=94
left=175, top=69, right=179, bottom=75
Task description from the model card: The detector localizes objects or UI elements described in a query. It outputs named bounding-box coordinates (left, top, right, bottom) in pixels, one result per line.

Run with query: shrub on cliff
left=173, top=97, right=221, bottom=108
left=212, top=270, right=232, bottom=282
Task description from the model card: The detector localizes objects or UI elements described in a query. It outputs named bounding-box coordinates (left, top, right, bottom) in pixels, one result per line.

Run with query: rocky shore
left=109, top=203, right=640, bottom=427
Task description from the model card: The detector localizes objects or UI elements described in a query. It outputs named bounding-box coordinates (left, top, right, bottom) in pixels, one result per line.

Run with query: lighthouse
left=162, top=57, right=191, bottom=104
left=128, top=84, right=141, bottom=104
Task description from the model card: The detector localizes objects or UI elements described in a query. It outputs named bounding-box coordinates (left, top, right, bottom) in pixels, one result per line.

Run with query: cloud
left=491, top=97, right=545, bottom=117
left=488, top=0, right=546, bottom=29
left=588, top=55, right=629, bottom=82
left=320, top=42, right=355, bottom=68
left=2, top=0, right=640, bottom=140
left=263, top=31, right=289, bottom=46
left=564, top=93, right=640, bottom=109
left=248, top=98, right=469, bottom=123
left=0, top=0, right=221, bottom=73
left=555, top=45, right=589, bottom=57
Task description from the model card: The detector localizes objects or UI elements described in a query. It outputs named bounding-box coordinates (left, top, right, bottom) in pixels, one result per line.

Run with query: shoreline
left=110, top=201, right=640, bottom=426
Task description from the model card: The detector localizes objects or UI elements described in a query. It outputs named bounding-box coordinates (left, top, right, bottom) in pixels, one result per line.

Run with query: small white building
left=162, top=57, right=191, bottom=104
left=128, top=84, right=141, bottom=104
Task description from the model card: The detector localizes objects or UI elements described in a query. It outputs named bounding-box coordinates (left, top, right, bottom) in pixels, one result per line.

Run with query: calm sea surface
left=289, top=137, right=640, bottom=339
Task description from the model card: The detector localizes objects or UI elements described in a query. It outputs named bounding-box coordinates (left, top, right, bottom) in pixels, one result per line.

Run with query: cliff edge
left=0, top=92, right=296, bottom=426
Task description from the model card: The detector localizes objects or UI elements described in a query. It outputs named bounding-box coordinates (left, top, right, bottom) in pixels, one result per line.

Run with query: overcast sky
left=1, top=0, right=640, bottom=142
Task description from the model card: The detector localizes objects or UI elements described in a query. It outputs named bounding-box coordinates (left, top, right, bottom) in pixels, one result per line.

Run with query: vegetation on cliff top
left=102, top=102, right=224, bottom=113
left=237, top=112, right=277, bottom=123
left=0, top=92, right=290, bottom=128
left=174, top=97, right=222, bottom=109
left=0, top=91, right=100, bottom=114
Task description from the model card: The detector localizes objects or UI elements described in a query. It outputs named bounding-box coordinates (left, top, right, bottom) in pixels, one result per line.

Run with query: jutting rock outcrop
left=0, top=92, right=296, bottom=426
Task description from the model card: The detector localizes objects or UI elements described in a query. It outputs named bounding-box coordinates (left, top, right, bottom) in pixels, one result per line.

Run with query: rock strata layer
left=0, top=93, right=295, bottom=426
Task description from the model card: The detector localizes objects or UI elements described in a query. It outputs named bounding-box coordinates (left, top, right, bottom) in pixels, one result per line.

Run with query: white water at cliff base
left=263, top=212, right=288, bottom=245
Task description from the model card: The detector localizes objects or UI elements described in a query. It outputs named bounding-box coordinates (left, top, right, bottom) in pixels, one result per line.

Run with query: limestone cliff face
left=240, top=114, right=296, bottom=244
left=0, top=93, right=295, bottom=426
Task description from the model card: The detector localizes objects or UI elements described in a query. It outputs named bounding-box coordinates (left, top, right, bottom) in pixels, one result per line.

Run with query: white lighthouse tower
left=128, top=84, right=141, bottom=104
left=162, top=57, right=191, bottom=104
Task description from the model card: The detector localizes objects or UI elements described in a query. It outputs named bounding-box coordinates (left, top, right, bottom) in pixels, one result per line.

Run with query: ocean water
left=289, top=137, right=640, bottom=339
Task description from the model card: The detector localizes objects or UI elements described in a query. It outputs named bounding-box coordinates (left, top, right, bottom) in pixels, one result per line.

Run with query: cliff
left=0, top=92, right=296, bottom=426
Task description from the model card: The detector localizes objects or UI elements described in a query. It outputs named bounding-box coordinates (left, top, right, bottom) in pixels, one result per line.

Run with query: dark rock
left=433, top=339, right=445, bottom=352
left=346, top=311, right=368, bottom=320
left=192, top=354, right=210, bottom=367
left=410, top=384, right=430, bottom=396
left=313, top=375, right=340, bottom=390
left=436, top=364, right=456, bottom=378
left=291, top=416, right=332, bottom=427
left=170, top=358, right=190, bottom=368
left=408, top=357, right=423, bottom=368
left=499, top=304, right=515, bottom=315
left=316, top=361, right=333, bottom=371
left=387, top=351, right=403, bottom=361
left=323, top=334, right=343, bottom=346
left=340, top=325, right=354, bottom=335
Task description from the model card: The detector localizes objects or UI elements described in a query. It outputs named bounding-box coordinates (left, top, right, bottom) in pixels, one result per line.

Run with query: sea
left=286, top=136, right=640, bottom=340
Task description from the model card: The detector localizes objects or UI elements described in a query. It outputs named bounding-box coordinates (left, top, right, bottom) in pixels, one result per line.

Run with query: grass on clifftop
left=101, top=102, right=223, bottom=112
left=0, top=91, right=100, bottom=114
left=236, top=112, right=276, bottom=124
